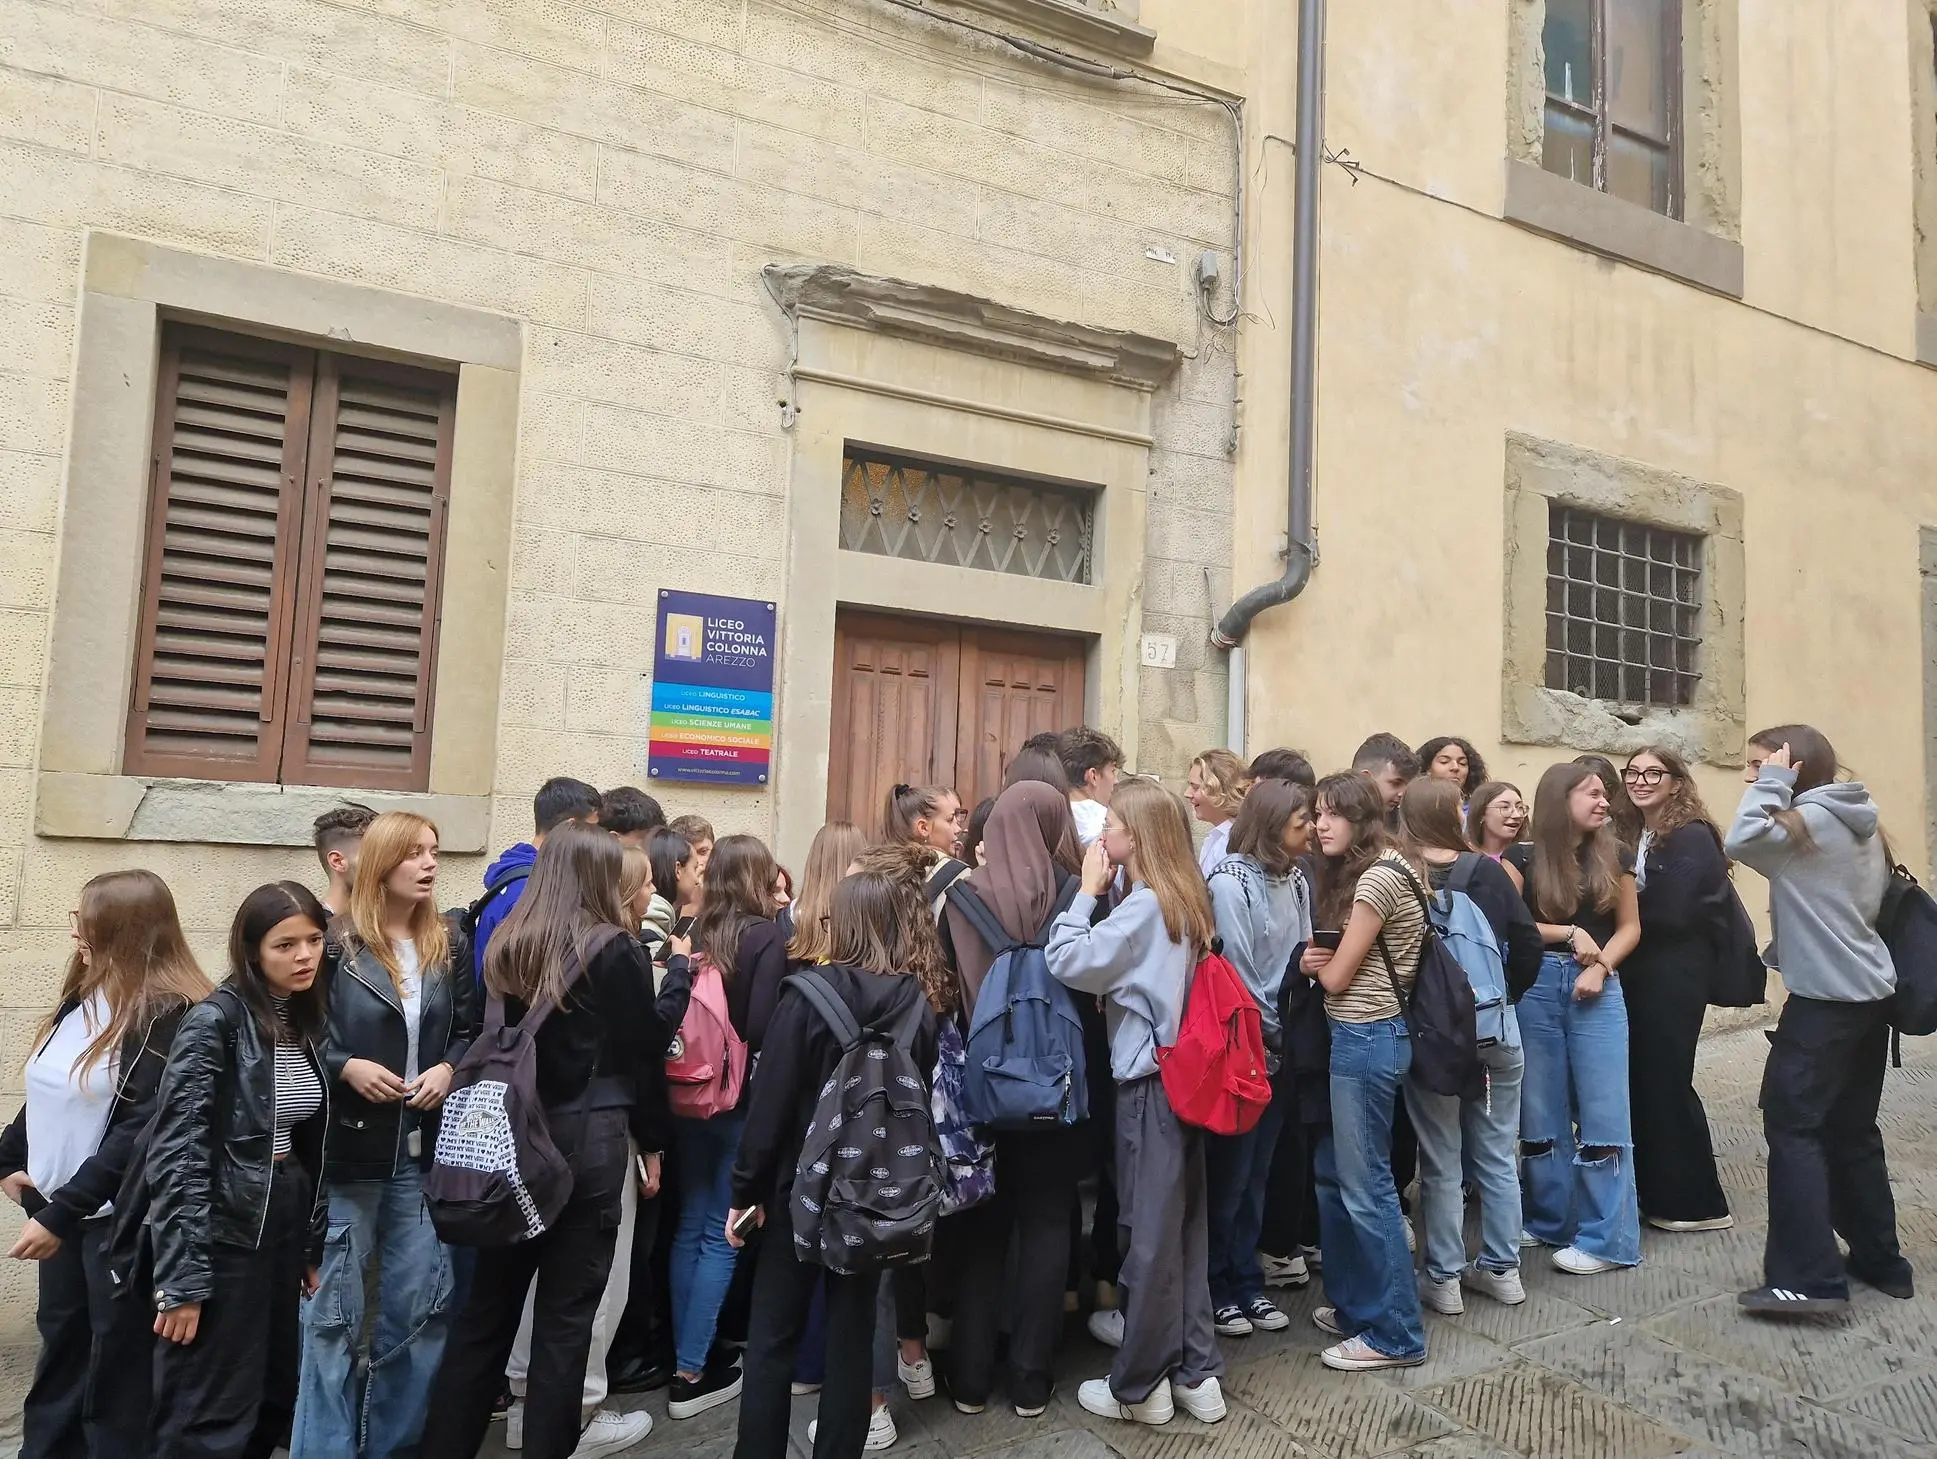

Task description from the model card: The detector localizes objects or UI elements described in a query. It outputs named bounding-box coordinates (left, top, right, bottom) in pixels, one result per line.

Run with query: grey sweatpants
left=1111, top=1076, right=1224, bottom=1401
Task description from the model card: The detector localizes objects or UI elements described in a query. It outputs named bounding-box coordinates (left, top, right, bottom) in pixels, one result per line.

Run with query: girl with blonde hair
left=293, top=812, right=475, bottom=1459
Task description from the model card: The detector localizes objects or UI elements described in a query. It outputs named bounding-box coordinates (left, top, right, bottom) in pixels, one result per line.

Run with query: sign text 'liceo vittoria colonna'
left=647, top=590, right=777, bottom=786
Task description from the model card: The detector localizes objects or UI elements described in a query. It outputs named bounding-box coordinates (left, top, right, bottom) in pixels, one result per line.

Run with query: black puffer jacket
left=0, top=998, right=191, bottom=1242
left=320, top=922, right=476, bottom=1182
left=146, top=984, right=328, bottom=1308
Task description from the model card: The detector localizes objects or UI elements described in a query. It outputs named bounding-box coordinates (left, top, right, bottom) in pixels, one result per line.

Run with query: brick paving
left=565, top=1022, right=1937, bottom=1459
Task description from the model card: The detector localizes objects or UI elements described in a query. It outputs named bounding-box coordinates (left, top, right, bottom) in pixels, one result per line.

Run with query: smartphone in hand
left=1312, top=930, right=1343, bottom=950
left=729, top=1206, right=761, bottom=1241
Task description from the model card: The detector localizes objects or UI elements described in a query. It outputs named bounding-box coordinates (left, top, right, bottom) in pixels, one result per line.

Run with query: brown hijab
left=945, top=781, right=1082, bottom=1007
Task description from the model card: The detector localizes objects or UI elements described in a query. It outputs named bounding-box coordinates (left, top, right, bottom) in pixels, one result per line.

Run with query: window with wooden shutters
left=126, top=324, right=455, bottom=791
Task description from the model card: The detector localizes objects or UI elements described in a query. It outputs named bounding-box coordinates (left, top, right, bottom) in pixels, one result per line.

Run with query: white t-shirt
left=396, top=939, right=423, bottom=1083
left=1072, top=797, right=1108, bottom=847
left=25, top=990, right=119, bottom=1205
left=1198, top=820, right=1233, bottom=878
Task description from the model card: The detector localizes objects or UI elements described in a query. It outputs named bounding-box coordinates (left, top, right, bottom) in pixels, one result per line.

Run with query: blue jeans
left=1518, top=952, right=1641, bottom=1265
left=1406, top=1040, right=1525, bottom=1280
left=1315, top=1016, right=1425, bottom=1360
left=1205, top=1087, right=1291, bottom=1308
left=292, top=1169, right=452, bottom=1459
left=670, top=1110, right=746, bottom=1374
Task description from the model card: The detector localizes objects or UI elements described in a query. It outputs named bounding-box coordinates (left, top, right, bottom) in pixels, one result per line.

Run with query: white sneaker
left=505, top=1401, right=525, bottom=1451
left=1078, top=1377, right=1173, bottom=1425
left=1420, top=1275, right=1464, bottom=1315
left=1312, top=1305, right=1344, bottom=1336
left=1174, top=1377, right=1226, bottom=1423
left=1460, top=1263, right=1527, bottom=1306
left=1552, top=1246, right=1621, bottom=1276
left=570, top=1409, right=651, bottom=1459
left=1301, top=1243, right=1324, bottom=1271
left=807, top=1407, right=898, bottom=1451
left=790, top=1382, right=822, bottom=1396
left=1519, top=1229, right=1546, bottom=1249
left=1260, top=1252, right=1310, bottom=1288
left=1646, top=1214, right=1735, bottom=1233
left=1086, top=1308, right=1125, bottom=1349
left=896, top=1355, right=935, bottom=1400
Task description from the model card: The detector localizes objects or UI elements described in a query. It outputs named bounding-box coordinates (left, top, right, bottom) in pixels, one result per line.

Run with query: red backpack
left=1155, top=947, right=1271, bottom=1136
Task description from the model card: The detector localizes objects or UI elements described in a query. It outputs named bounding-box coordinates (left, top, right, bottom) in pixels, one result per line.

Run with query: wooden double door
left=827, top=611, right=1088, bottom=831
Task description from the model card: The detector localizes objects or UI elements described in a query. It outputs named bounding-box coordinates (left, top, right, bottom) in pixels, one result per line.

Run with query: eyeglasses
left=1621, top=767, right=1669, bottom=787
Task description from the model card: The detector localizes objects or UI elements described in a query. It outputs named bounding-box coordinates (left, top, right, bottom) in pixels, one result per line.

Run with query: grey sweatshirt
left=1206, top=855, right=1310, bottom=1066
left=1045, top=886, right=1191, bottom=1083
left=1724, top=766, right=1894, bottom=1003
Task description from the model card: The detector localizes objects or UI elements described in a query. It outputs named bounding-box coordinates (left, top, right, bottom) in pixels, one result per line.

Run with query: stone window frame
left=1504, top=0, right=1744, bottom=298
left=34, top=234, right=521, bottom=853
left=1909, top=4, right=1937, bottom=366
left=1501, top=432, right=1745, bottom=766
left=942, top=0, right=1155, bottom=58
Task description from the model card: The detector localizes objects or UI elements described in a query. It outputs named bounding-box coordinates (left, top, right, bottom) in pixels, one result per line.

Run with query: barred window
left=1544, top=504, right=1702, bottom=706
left=840, top=449, right=1095, bottom=584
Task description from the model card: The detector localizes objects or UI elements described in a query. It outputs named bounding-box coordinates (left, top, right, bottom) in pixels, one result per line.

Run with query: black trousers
left=1761, top=994, right=1905, bottom=1297
left=22, top=1219, right=152, bottom=1459
left=423, top=1209, right=616, bottom=1459
left=1625, top=956, right=1728, bottom=1222
left=1080, top=1001, right=1120, bottom=1286
left=152, top=1160, right=310, bottom=1459
left=733, top=1229, right=876, bottom=1459
left=948, top=1128, right=1080, bottom=1410
left=1260, top=1064, right=1325, bottom=1258
left=606, top=1190, right=668, bottom=1371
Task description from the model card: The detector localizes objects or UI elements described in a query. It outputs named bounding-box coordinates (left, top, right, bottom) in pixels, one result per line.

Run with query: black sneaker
left=1737, top=1285, right=1849, bottom=1319
left=488, top=1384, right=512, bottom=1422
left=1243, top=1296, right=1290, bottom=1332
left=609, top=1353, right=674, bottom=1394
left=1847, top=1256, right=1916, bottom=1301
left=667, top=1364, right=743, bottom=1420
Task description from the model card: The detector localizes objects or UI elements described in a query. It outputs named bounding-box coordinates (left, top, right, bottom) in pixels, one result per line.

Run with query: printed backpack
left=1155, top=944, right=1271, bottom=1136
left=947, top=879, right=1089, bottom=1131
left=787, top=972, right=943, bottom=1274
left=1428, top=855, right=1517, bottom=1051
left=665, top=955, right=748, bottom=1119
left=1375, top=863, right=1483, bottom=1102
left=930, top=1013, right=996, bottom=1215
left=424, top=928, right=618, bottom=1247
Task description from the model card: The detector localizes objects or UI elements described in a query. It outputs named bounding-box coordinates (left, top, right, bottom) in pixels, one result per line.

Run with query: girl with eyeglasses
left=1619, top=748, right=1733, bottom=1234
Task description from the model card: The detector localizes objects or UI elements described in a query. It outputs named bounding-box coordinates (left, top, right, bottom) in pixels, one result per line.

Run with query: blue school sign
left=647, top=590, right=777, bottom=786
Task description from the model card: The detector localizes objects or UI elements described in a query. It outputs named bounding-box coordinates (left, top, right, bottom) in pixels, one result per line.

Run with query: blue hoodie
left=473, top=841, right=537, bottom=984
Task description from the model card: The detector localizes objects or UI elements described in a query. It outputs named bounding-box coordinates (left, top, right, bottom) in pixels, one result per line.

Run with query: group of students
left=2, top=717, right=1915, bottom=1459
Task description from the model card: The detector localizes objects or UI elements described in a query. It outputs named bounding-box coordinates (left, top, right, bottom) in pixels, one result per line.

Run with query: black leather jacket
left=146, top=984, right=328, bottom=1308
left=321, top=925, right=476, bottom=1182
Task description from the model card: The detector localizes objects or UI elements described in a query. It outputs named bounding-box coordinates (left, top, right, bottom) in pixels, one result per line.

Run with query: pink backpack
left=665, top=956, right=747, bottom=1118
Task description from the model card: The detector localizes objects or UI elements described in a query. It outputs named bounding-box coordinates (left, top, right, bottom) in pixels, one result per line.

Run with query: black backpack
left=1878, top=862, right=1937, bottom=1058
left=424, top=929, right=617, bottom=1247
left=460, top=862, right=532, bottom=941
left=785, top=972, right=942, bottom=1276
left=1376, top=863, right=1482, bottom=1101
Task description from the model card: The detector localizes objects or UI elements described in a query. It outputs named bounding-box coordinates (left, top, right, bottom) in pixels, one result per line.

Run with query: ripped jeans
left=291, top=1169, right=454, bottom=1459
left=1517, top=953, right=1641, bottom=1266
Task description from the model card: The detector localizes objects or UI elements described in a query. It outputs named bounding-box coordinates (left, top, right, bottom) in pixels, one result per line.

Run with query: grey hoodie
left=1046, top=886, right=1191, bottom=1082
left=1206, top=855, right=1311, bottom=1066
left=1724, top=765, right=1894, bottom=1002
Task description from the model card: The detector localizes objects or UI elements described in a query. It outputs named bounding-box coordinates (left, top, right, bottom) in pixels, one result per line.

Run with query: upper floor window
left=1542, top=0, right=1681, bottom=217
left=126, top=323, right=455, bottom=790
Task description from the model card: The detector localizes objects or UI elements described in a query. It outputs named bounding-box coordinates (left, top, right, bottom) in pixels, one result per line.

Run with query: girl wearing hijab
left=938, top=782, right=1087, bottom=1419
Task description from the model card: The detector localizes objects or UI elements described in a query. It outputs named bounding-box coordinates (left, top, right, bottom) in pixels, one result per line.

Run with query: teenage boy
left=668, top=814, right=715, bottom=875
left=1352, top=733, right=1420, bottom=820
left=1057, top=727, right=1124, bottom=848
left=601, top=787, right=667, bottom=848
left=1245, top=748, right=1316, bottom=790
left=473, top=776, right=603, bottom=981
left=313, top=802, right=377, bottom=915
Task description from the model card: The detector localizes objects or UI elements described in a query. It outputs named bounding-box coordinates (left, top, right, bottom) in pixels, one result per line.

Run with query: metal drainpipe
left=1210, top=0, right=1325, bottom=652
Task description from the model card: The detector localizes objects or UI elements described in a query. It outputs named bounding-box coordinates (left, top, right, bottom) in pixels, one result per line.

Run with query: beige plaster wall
left=1234, top=3, right=1937, bottom=878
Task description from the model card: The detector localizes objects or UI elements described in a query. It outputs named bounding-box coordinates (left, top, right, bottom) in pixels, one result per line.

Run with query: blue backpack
left=947, top=879, right=1088, bottom=1131
left=1429, top=855, right=1515, bottom=1051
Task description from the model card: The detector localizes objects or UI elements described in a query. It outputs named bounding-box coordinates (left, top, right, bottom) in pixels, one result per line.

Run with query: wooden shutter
left=826, top=613, right=960, bottom=831
left=278, top=353, right=455, bottom=790
left=125, top=328, right=315, bottom=781
left=954, top=627, right=1088, bottom=811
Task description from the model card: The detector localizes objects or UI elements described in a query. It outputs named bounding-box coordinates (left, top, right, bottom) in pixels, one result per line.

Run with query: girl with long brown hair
left=1, top=870, right=207, bottom=1459
left=294, top=812, right=471, bottom=1459
left=1046, top=777, right=1224, bottom=1429
left=669, top=833, right=784, bottom=1419
left=421, top=822, right=670, bottom=1459
left=1619, top=747, right=1733, bottom=1234
left=1506, top=761, right=1641, bottom=1278
left=1297, top=772, right=1427, bottom=1371
left=1727, top=725, right=1906, bottom=1317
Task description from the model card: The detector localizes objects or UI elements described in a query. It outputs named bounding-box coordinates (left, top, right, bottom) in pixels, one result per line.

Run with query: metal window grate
left=1544, top=503, right=1702, bottom=706
left=840, top=450, right=1095, bottom=584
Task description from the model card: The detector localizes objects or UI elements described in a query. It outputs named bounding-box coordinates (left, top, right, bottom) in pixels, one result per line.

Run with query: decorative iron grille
left=840, top=450, right=1095, bottom=584
left=1544, top=503, right=1702, bottom=707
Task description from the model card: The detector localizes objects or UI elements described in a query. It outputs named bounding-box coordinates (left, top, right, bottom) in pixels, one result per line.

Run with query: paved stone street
left=554, top=1021, right=1937, bottom=1459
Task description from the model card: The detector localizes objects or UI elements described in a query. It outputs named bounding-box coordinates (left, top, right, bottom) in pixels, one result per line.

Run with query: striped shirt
left=269, top=997, right=324, bottom=1159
